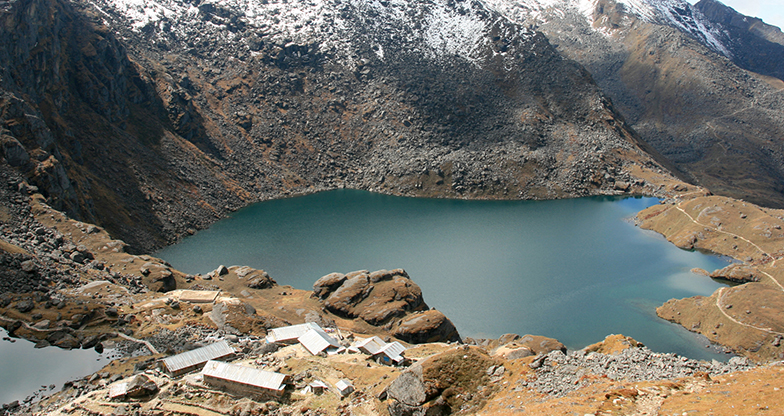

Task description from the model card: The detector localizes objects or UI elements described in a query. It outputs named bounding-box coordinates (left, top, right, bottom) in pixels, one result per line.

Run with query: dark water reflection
left=0, top=328, right=112, bottom=404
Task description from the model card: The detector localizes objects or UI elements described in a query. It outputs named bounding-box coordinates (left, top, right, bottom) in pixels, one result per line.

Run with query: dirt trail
left=674, top=201, right=784, bottom=336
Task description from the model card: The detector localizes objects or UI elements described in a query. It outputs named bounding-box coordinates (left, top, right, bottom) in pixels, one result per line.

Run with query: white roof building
left=297, top=327, right=340, bottom=355
left=161, top=340, right=236, bottom=376
left=336, top=379, right=354, bottom=397
left=202, top=360, right=289, bottom=398
left=348, top=336, right=407, bottom=365
left=265, top=322, right=321, bottom=344
left=376, top=341, right=406, bottom=365
left=351, top=336, right=386, bottom=355
left=305, top=379, right=329, bottom=394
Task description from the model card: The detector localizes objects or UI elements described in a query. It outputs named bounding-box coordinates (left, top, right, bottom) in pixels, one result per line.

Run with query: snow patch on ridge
left=91, top=0, right=528, bottom=67
left=423, top=2, right=490, bottom=63
left=480, top=0, right=731, bottom=58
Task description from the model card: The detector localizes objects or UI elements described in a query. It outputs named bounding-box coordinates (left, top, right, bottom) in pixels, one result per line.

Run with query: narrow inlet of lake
left=157, top=190, right=731, bottom=360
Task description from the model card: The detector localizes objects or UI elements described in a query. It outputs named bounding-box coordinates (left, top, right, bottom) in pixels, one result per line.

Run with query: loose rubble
left=523, top=346, right=754, bottom=398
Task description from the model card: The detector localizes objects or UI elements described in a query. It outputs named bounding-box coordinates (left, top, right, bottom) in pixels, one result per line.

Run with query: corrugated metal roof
left=202, top=360, right=287, bottom=391
left=266, top=322, right=321, bottom=343
left=377, top=341, right=406, bottom=363
left=162, top=340, right=235, bottom=373
left=297, top=327, right=340, bottom=355
left=353, top=336, right=386, bottom=355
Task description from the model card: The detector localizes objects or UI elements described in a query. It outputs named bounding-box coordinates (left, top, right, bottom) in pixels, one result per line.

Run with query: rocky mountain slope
left=0, top=0, right=675, bottom=252
left=483, top=0, right=784, bottom=208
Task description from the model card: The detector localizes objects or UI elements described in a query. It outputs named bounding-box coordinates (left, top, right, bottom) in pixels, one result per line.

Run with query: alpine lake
left=157, top=189, right=733, bottom=361
left=1, top=189, right=736, bottom=405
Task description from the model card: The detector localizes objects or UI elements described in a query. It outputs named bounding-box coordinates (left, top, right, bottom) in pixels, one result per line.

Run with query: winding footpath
left=674, top=202, right=784, bottom=336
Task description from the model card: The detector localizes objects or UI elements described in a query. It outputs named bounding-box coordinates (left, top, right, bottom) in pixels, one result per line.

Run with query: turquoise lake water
left=157, top=190, right=732, bottom=360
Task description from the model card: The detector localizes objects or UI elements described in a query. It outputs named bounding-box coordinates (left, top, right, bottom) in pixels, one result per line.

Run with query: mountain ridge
left=1, top=0, right=672, bottom=253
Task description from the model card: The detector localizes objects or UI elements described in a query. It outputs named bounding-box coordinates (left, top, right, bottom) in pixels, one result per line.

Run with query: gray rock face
left=387, top=365, right=426, bottom=407
left=695, top=0, right=784, bottom=80
left=313, top=273, right=347, bottom=299
left=387, top=365, right=426, bottom=416
left=125, top=374, right=159, bottom=398
left=526, top=1, right=784, bottom=207
left=0, top=134, right=30, bottom=167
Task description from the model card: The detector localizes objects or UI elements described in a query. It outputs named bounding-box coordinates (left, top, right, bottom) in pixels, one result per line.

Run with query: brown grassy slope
left=639, top=194, right=784, bottom=361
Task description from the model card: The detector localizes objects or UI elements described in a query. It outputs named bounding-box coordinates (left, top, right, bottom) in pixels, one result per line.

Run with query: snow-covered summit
left=480, top=0, right=731, bottom=56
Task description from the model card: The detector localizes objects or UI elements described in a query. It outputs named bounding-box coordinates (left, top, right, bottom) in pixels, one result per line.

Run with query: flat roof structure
left=177, top=290, right=221, bottom=303
left=161, top=340, right=235, bottom=376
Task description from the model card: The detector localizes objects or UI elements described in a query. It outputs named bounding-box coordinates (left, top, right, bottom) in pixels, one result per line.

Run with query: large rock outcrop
left=313, top=269, right=460, bottom=343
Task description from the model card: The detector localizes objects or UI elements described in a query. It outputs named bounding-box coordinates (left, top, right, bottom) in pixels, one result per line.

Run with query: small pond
left=0, top=327, right=115, bottom=405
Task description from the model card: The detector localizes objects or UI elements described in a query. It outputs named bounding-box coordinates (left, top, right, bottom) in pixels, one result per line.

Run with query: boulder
left=318, top=269, right=427, bottom=325
left=33, top=319, right=51, bottom=330
left=313, top=272, right=347, bottom=299
left=126, top=374, right=159, bottom=398
left=52, top=333, right=81, bottom=349
left=323, top=271, right=373, bottom=316
left=357, top=274, right=424, bottom=325
left=81, top=335, right=101, bottom=349
left=246, top=270, right=276, bottom=289
left=15, top=299, right=34, bottom=313
left=140, top=263, right=177, bottom=292
left=233, top=266, right=254, bottom=278
left=20, top=260, right=37, bottom=273
left=387, top=365, right=426, bottom=406
left=388, top=401, right=426, bottom=416
left=69, top=251, right=86, bottom=264
left=393, top=310, right=460, bottom=344
left=369, top=268, right=408, bottom=283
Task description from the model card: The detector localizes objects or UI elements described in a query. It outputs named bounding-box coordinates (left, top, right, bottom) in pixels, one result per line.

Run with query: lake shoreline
left=1, top=163, right=783, bottom=413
